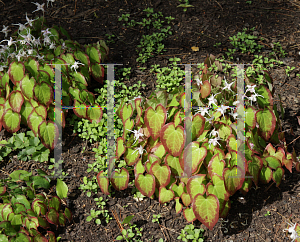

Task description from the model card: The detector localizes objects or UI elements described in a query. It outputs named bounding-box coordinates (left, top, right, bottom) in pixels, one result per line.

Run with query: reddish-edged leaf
left=135, top=173, right=156, bottom=198
left=2, top=108, right=21, bottom=133
left=145, top=104, right=167, bottom=141
left=192, top=113, right=205, bottom=140
left=200, top=80, right=211, bottom=99
left=8, top=61, right=25, bottom=85
left=160, top=123, right=185, bottom=157
left=149, top=161, right=171, bottom=188
left=181, top=192, right=191, bottom=207
left=259, top=166, right=273, bottom=184
left=223, top=166, right=245, bottom=195
left=111, top=168, right=129, bottom=191
left=38, top=120, right=59, bottom=150
left=8, top=90, right=24, bottom=113
left=272, top=167, right=284, bottom=187
left=159, top=186, right=174, bottom=204
left=183, top=207, right=196, bottom=223
left=174, top=197, right=183, bottom=214
left=97, top=170, right=110, bottom=195
left=193, top=193, right=219, bottom=230
left=256, top=108, right=276, bottom=141
left=186, top=174, right=206, bottom=201
left=248, top=155, right=263, bottom=186
left=64, top=207, right=72, bottom=223
left=46, top=208, right=59, bottom=225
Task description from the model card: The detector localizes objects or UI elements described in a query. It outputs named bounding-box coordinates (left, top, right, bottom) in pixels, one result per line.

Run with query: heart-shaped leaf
left=186, top=174, right=206, bottom=201
left=193, top=193, right=219, bottom=230
left=159, top=186, right=174, bottom=204
left=135, top=173, right=156, bottom=198
left=38, top=120, right=59, bottom=150
left=223, top=166, right=245, bottom=195
left=145, top=104, right=167, bottom=141
left=256, top=108, right=276, bottom=141
left=160, top=123, right=185, bottom=157
left=150, top=161, right=171, bottom=188
left=97, top=170, right=110, bottom=195
left=110, top=168, right=129, bottom=191
left=183, top=207, right=196, bottom=223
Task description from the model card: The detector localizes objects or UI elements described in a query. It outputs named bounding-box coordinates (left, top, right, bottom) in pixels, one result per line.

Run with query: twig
left=159, top=224, right=168, bottom=242
left=214, top=0, right=223, bottom=10
left=74, top=0, right=77, bottom=15
left=287, top=135, right=300, bottom=147
left=264, top=181, right=275, bottom=192
left=111, top=209, right=124, bottom=232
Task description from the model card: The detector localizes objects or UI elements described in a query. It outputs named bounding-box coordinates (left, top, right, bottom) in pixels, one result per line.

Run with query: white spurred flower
left=25, top=12, right=38, bottom=27
left=126, top=128, right=144, bottom=146
left=208, top=137, right=221, bottom=147
left=32, top=2, right=45, bottom=13
left=0, top=37, right=17, bottom=49
left=18, top=28, right=34, bottom=46
left=233, top=100, right=240, bottom=106
left=70, top=61, right=84, bottom=72
left=43, top=35, right=52, bottom=46
left=245, top=93, right=264, bottom=106
left=36, top=54, right=44, bottom=60
left=12, top=23, right=27, bottom=33
left=1, top=25, right=11, bottom=38
left=41, top=28, right=53, bottom=37
left=216, top=105, right=230, bottom=118
left=132, top=145, right=146, bottom=156
left=15, top=50, right=26, bottom=62
left=245, top=84, right=256, bottom=94
left=49, top=42, right=56, bottom=49
left=27, top=48, right=34, bottom=55
left=195, top=76, right=203, bottom=87
left=283, top=221, right=300, bottom=242
left=222, top=77, right=234, bottom=92
left=207, top=92, right=220, bottom=107
left=229, top=109, right=239, bottom=120
left=47, top=0, right=55, bottom=8
left=196, top=106, right=210, bottom=117
left=0, top=65, right=7, bottom=72
left=210, top=128, right=219, bottom=137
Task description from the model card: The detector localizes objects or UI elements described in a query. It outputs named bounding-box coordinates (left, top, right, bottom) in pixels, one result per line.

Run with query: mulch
left=0, top=0, right=300, bottom=241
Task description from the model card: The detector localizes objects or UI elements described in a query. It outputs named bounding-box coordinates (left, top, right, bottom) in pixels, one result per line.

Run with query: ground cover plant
left=0, top=0, right=300, bottom=241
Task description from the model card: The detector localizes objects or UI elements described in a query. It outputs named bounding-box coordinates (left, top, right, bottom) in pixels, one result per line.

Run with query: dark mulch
left=0, top=0, right=300, bottom=241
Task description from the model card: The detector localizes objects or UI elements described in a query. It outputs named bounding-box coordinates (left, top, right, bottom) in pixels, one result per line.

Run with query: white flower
left=49, top=42, right=56, bottom=49
left=216, top=104, right=230, bottom=118
left=0, top=37, right=17, bottom=48
left=132, top=145, right=146, bottom=156
left=18, top=28, right=34, bottom=46
left=0, top=65, right=7, bottom=72
left=36, top=54, right=44, bottom=60
left=210, top=128, right=219, bottom=137
left=70, top=61, right=84, bottom=72
left=47, top=0, right=55, bottom=8
left=207, top=92, right=220, bottom=107
left=27, top=48, right=34, bottom=55
left=222, top=77, right=234, bottom=91
left=25, top=12, right=38, bottom=27
left=233, top=100, right=240, bottom=106
left=126, top=128, right=144, bottom=146
left=196, top=106, right=210, bottom=117
left=283, top=221, right=300, bottom=242
left=229, top=109, right=239, bottom=120
left=245, top=84, right=256, bottom=94
left=208, top=137, right=221, bottom=147
left=12, top=23, right=27, bottom=33
left=1, top=25, right=11, bottom=38
left=195, top=76, right=203, bottom=86
left=15, top=50, right=26, bottom=62
left=32, top=2, right=45, bottom=13
left=43, top=35, right=52, bottom=46
left=245, top=93, right=264, bottom=106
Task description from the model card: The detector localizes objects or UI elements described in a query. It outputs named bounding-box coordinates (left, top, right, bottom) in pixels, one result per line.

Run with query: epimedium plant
left=0, top=130, right=50, bottom=163
left=0, top=10, right=109, bottom=151
left=96, top=54, right=300, bottom=231
left=0, top=169, right=72, bottom=242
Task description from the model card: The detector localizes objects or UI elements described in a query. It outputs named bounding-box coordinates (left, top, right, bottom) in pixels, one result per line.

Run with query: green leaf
left=56, top=179, right=68, bottom=199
